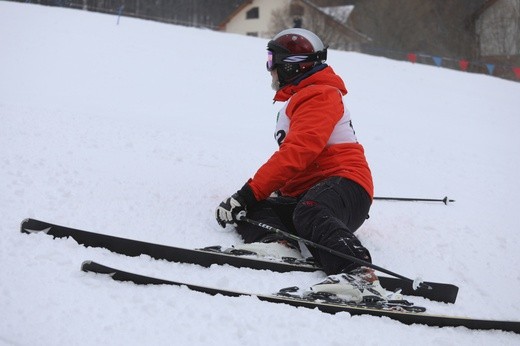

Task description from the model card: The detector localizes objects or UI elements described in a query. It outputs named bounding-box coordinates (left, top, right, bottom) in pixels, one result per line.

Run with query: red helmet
left=267, top=28, right=327, bottom=86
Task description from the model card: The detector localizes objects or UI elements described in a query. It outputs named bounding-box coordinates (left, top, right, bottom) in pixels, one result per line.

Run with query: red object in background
left=407, top=53, right=417, bottom=63
left=459, top=60, right=469, bottom=71
left=513, top=67, right=520, bottom=79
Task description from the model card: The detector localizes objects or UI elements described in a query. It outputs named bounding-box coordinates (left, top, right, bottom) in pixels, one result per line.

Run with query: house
left=468, top=0, right=520, bottom=79
left=473, top=0, right=520, bottom=59
left=217, top=0, right=290, bottom=38
left=217, top=0, right=369, bottom=49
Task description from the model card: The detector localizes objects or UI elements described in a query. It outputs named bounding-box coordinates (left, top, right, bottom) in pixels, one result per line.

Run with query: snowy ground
left=1, top=2, right=520, bottom=345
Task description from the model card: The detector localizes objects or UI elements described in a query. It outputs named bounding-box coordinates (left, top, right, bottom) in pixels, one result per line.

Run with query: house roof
left=296, top=0, right=371, bottom=42
left=469, top=0, right=500, bottom=23
left=217, top=0, right=253, bottom=30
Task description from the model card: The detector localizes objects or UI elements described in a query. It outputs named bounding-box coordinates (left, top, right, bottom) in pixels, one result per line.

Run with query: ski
left=21, top=218, right=458, bottom=303
left=81, top=260, right=520, bottom=334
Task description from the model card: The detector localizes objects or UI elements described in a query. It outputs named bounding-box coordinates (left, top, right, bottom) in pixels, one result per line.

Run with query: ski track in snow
left=1, top=2, right=520, bottom=345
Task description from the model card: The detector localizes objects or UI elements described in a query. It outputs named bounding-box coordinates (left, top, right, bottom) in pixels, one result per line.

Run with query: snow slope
left=1, top=2, right=520, bottom=345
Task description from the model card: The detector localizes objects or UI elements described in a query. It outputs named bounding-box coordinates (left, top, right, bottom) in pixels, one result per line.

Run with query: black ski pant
left=235, top=176, right=372, bottom=275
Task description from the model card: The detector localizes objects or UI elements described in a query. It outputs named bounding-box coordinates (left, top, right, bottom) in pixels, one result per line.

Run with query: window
left=246, top=7, right=259, bottom=19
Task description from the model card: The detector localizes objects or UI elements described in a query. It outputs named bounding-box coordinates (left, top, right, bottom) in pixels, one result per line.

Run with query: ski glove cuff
left=215, top=183, right=258, bottom=228
left=236, top=182, right=258, bottom=208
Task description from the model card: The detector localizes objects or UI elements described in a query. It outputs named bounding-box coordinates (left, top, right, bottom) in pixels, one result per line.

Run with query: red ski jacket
left=248, top=66, right=373, bottom=201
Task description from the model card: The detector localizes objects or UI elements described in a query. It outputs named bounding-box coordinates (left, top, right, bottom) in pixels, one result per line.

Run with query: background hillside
left=8, top=0, right=520, bottom=81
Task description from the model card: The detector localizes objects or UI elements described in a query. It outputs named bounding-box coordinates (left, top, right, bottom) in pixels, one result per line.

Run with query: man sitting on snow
left=216, top=28, right=400, bottom=302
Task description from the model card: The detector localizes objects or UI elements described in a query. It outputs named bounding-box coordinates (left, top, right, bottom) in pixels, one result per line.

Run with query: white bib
left=274, top=98, right=358, bottom=146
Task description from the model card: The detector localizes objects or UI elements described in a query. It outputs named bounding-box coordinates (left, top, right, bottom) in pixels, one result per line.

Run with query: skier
left=216, top=28, right=398, bottom=302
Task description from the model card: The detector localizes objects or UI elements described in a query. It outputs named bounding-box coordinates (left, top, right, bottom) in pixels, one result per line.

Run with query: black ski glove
left=216, top=183, right=258, bottom=228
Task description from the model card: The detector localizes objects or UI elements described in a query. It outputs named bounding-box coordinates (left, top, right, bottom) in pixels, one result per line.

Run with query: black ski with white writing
left=81, top=260, right=520, bottom=334
left=21, top=218, right=458, bottom=303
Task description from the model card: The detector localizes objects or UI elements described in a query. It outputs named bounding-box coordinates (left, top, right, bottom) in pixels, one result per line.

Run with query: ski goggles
left=266, top=50, right=275, bottom=71
left=266, top=49, right=328, bottom=72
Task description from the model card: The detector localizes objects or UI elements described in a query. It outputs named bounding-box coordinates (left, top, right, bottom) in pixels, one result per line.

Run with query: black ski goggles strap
left=275, top=49, right=327, bottom=65
left=267, top=48, right=328, bottom=71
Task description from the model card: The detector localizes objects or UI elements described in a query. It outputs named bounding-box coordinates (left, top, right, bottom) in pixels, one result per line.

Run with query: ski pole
left=374, top=196, right=455, bottom=205
left=238, top=215, right=430, bottom=291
